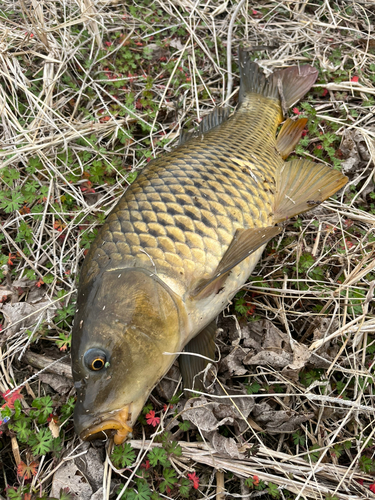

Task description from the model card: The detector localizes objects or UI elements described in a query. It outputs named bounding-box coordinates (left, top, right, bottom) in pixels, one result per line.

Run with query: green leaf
left=59, top=487, right=75, bottom=500
left=0, top=190, right=23, bottom=213
left=168, top=393, right=181, bottom=405
left=126, top=171, right=138, bottom=184
left=147, top=447, right=170, bottom=468
left=13, top=399, right=22, bottom=419
left=306, top=444, right=321, bottom=463
left=1, top=167, right=20, bottom=183
left=15, top=221, right=33, bottom=244
left=292, top=431, right=305, bottom=447
left=159, top=468, right=177, bottom=493
left=246, top=382, right=261, bottom=395
left=7, top=487, right=27, bottom=500
left=297, top=252, right=315, bottom=272
left=32, top=395, right=54, bottom=423
left=178, top=420, right=190, bottom=432
left=9, top=418, right=30, bottom=442
left=61, top=397, right=75, bottom=421
left=179, top=478, right=190, bottom=498
left=111, top=442, right=136, bottom=468
left=267, top=482, right=280, bottom=498
left=30, top=428, right=53, bottom=456
left=134, top=479, right=151, bottom=500
left=165, top=440, right=182, bottom=457
left=142, top=403, right=153, bottom=415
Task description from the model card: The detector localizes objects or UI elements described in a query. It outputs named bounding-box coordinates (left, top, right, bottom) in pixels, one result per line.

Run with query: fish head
left=71, top=268, right=183, bottom=444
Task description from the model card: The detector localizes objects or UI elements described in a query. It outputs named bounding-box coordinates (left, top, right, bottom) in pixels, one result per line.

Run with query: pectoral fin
left=191, top=226, right=281, bottom=299
left=276, top=118, right=308, bottom=159
left=179, top=321, right=217, bottom=392
left=273, top=159, right=348, bottom=223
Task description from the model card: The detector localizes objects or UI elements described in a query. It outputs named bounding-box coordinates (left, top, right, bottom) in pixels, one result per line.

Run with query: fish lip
left=79, top=406, right=133, bottom=443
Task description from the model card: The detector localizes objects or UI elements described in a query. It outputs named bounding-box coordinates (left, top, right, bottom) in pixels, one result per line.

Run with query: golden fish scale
left=82, top=97, right=282, bottom=289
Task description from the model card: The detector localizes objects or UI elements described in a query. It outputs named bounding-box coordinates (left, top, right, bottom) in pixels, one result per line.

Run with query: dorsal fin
left=198, top=107, right=231, bottom=135
left=179, top=107, right=231, bottom=146
left=238, top=49, right=318, bottom=110
left=178, top=129, right=194, bottom=146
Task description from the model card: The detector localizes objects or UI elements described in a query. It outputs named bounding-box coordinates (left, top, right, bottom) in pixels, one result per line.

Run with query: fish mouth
left=80, top=406, right=133, bottom=445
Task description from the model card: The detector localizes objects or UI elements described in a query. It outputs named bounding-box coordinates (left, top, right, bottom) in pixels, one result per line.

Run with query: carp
left=71, top=49, right=347, bottom=444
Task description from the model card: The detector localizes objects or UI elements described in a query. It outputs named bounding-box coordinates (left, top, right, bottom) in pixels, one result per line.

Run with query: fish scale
left=72, top=52, right=347, bottom=444
left=81, top=95, right=280, bottom=293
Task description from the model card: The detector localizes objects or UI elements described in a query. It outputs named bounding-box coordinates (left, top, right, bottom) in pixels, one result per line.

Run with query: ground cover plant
left=0, top=0, right=375, bottom=498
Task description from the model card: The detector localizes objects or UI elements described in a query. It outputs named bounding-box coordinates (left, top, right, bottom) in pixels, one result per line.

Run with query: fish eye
left=84, top=349, right=107, bottom=371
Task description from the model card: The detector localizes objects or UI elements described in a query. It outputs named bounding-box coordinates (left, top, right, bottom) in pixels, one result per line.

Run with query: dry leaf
left=252, top=402, right=313, bottom=434
left=39, top=373, right=72, bottom=395
left=219, top=346, right=250, bottom=378
left=51, top=461, right=93, bottom=500
left=183, top=396, right=235, bottom=432
left=205, top=430, right=243, bottom=459
left=282, top=342, right=311, bottom=381
left=1, top=301, right=54, bottom=336
left=244, top=350, right=293, bottom=369
left=49, top=419, right=60, bottom=438
left=182, top=393, right=253, bottom=457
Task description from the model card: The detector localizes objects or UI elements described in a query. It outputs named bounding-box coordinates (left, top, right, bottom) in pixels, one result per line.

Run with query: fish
left=71, top=49, right=347, bottom=444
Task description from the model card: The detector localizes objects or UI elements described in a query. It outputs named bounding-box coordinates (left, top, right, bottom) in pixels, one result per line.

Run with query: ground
left=0, top=0, right=375, bottom=499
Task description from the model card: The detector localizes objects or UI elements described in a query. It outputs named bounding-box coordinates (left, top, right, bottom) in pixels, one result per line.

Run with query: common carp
left=71, top=50, right=347, bottom=444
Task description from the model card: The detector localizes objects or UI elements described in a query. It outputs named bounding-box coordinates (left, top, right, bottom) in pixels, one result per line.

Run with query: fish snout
left=74, top=405, right=133, bottom=444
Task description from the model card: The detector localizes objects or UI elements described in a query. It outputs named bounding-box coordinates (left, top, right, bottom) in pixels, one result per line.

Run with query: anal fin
left=273, top=159, right=348, bottom=223
left=276, top=118, right=308, bottom=159
left=191, top=226, right=281, bottom=299
left=179, top=321, right=217, bottom=393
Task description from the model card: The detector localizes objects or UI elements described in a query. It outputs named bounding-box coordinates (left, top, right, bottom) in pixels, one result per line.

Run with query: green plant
left=111, top=442, right=137, bottom=468
left=113, top=428, right=197, bottom=498
left=246, top=381, right=261, bottom=394
left=268, top=482, right=280, bottom=498
left=293, top=431, right=305, bottom=447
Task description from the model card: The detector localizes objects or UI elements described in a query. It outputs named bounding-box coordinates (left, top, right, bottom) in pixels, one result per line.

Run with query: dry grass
left=0, top=0, right=375, bottom=499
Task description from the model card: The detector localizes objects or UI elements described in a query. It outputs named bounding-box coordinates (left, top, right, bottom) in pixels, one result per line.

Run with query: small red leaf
left=2, top=388, right=23, bottom=409
left=145, top=410, right=160, bottom=427
left=188, top=471, right=200, bottom=489
left=17, top=461, right=38, bottom=480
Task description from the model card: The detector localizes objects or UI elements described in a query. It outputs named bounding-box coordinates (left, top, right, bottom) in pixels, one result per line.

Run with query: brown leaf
left=39, top=373, right=72, bottom=395
left=1, top=301, right=54, bottom=336
left=183, top=396, right=235, bottom=432
left=252, top=402, right=313, bottom=434
left=182, top=393, right=253, bottom=457
left=219, top=346, right=250, bottom=378
left=282, top=342, right=311, bottom=381
left=243, top=319, right=291, bottom=353
left=49, top=419, right=60, bottom=438
left=205, top=430, right=243, bottom=459
left=244, top=350, right=293, bottom=369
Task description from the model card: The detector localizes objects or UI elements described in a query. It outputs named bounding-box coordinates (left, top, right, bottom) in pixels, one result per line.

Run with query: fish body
left=72, top=51, right=347, bottom=443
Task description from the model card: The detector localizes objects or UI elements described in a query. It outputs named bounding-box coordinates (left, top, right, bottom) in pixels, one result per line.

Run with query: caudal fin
left=238, top=49, right=318, bottom=109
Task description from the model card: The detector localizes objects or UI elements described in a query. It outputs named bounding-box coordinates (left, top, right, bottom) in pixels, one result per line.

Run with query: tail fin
left=238, top=48, right=318, bottom=109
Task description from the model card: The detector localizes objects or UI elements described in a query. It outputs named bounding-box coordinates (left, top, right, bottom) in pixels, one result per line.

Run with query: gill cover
left=71, top=268, right=182, bottom=441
